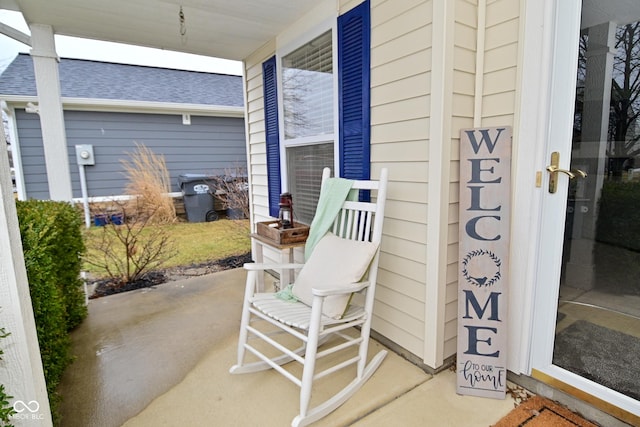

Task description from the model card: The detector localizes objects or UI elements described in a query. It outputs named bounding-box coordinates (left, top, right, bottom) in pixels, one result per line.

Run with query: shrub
left=208, top=166, right=249, bottom=219
left=84, top=200, right=176, bottom=286
left=0, top=384, right=14, bottom=427
left=121, top=143, right=176, bottom=224
left=16, top=200, right=87, bottom=421
left=0, top=326, right=15, bottom=427
left=596, top=180, right=640, bottom=251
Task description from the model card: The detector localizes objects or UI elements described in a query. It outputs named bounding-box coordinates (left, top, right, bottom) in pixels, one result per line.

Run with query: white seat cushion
left=251, top=293, right=366, bottom=329
left=292, top=232, right=378, bottom=319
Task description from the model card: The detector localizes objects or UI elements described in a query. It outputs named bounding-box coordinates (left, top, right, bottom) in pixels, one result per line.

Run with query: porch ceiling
left=0, top=0, right=318, bottom=61
left=582, top=0, right=640, bottom=28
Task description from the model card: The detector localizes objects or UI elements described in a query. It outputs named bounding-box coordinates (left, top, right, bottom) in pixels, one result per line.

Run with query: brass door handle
left=571, top=169, right=587, bottom=178
left=546, top=165, right=575, bottom=179
left=546, top=152, right=587, bottom=193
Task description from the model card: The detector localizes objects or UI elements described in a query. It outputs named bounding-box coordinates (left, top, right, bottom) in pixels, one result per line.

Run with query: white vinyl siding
left=369, top=0, right=431, bottom=362
left=483, top=0, right=519, bottom=126
left=245, top=40, right=277, bottom=226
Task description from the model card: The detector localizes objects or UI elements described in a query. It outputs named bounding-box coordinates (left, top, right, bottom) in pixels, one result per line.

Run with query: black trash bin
left=178, top=174, right=218, bottom=222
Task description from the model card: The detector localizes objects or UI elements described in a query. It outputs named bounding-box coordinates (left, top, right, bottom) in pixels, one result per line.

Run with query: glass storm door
left=531, top=0, right=640, bottom=418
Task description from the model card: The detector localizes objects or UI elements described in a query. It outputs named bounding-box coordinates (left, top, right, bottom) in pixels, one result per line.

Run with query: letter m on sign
left=463, top=290, right=501, bottom=321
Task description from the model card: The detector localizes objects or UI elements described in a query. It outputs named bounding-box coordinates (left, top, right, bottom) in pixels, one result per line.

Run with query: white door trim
left=509, top=0, right=574, bottom=375
left=525, top=0, right=640, bottom=417
left=529, top=0, right=582, bottom=370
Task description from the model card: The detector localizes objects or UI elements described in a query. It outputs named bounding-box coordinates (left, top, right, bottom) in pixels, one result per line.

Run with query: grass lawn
left=83, top=219, right=251, bottom=278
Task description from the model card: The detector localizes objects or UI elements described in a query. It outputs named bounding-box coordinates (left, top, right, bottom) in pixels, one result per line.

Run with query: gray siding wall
left=16, top=110, right=246, bottom=199
left=15, top=110, right=48, bottom=197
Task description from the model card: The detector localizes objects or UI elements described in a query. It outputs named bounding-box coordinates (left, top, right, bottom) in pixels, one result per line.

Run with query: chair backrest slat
left=355, top=210, right=364, bottom=241
left=334, top=208, right=344, bottom=237
left=354, top=211, right=362, bottom=240
left=342, top=200, right=376, bottom=212
left=346, top=209, right=354, bottom=239
left=321, top=168, right=387, bottom=247
left=363, top=211, right=372, bottom=241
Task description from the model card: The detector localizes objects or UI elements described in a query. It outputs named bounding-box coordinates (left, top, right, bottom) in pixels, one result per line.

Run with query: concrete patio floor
left=58, top=268, right=518, bottom=426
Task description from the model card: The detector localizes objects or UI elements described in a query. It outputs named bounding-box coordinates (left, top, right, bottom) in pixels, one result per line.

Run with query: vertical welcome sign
left=457, top=126, right=511, bottom=399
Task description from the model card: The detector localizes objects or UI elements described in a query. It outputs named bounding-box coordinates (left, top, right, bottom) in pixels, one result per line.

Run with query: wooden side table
left=250, top=233, right=306, bottom=291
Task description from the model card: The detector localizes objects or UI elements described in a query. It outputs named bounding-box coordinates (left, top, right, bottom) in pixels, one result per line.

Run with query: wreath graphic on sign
left=461, top=249, right=501, bottom=287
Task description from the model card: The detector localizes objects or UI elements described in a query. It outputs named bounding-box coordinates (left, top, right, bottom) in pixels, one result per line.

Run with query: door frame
left=524, top=0, right=640, bottom=418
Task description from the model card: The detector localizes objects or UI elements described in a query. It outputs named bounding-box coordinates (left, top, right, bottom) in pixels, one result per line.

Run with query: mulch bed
left=493, top=395, right=599, bottom=427
left=89, top=252, right=253, bottom=299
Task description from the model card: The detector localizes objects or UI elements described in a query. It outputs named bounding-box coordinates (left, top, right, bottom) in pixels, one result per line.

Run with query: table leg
left=254, top=240, right=265, bottom=292
left=278, top=249, right=291, bottom=289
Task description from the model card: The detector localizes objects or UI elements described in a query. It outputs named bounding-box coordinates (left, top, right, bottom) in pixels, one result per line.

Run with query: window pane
left=282, top=31, right=333, bottom=139
left=286, top=143, right=334, bottom=224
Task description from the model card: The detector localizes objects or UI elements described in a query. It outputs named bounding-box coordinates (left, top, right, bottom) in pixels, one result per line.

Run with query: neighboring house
left=1, top=1, right=639, bottom=425
left=0, top=53, right=246, bottom=201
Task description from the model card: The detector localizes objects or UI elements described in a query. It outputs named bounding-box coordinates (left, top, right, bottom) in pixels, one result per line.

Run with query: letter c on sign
left=465, top=216, right=501, bottom=241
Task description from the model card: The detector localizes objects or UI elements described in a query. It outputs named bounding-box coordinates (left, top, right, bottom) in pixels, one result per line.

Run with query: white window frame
left=275, top=4, right=339, bottom=192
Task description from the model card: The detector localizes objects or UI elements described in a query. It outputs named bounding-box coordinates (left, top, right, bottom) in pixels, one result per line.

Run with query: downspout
left=241, top=60, right=254, bottom=232
left=474, top=0, right=486, bottom=127
left=1, top=102, right=26, bottom=200
left=78, top=162, right=91, bottom=228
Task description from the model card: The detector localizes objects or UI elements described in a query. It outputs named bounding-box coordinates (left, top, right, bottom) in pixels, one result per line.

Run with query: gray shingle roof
left=0, top=53, right=243, bottom=107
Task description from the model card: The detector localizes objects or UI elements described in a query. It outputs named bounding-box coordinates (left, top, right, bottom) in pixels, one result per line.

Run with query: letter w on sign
left=457, top=126, right=511, bottom=399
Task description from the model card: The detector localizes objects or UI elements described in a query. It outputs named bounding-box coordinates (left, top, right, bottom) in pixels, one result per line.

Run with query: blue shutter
left=263, top=56, right=281, bottom=217
left=338, top=0, right=371, bottom=182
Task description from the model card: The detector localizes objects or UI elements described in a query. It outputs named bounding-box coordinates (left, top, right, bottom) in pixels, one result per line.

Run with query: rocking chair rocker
left=230, top=167, right=388, bottom=427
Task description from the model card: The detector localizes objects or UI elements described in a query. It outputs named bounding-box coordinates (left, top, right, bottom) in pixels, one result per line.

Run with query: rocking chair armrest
left=243, top=262, right=305, bottom=271
left=311, top=280, right=371, bottom=297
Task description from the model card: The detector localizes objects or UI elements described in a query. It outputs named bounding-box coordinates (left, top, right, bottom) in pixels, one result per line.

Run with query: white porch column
left=0, top=125, right=52, bottom=425
left=565, top=21, right=616, bottom=289
left=29, top=24, right=72, bottom=201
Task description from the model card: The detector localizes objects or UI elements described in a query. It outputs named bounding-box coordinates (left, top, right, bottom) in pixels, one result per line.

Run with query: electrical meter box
left=75, top=144, right=95, bottom=165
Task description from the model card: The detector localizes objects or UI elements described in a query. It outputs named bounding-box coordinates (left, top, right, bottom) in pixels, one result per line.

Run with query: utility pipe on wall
left=78, top=163, right=90, bottom=228
left=74, top=145, right=95, bottom=228
left=474, top=0, right=487, bottom=127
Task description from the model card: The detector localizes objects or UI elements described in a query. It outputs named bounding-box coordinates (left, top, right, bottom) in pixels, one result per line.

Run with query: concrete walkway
left=59, top=269, right=517, bottom=426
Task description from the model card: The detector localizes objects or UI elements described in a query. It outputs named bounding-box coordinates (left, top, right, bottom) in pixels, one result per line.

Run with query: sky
left=0, top=10, right=242, bottom=75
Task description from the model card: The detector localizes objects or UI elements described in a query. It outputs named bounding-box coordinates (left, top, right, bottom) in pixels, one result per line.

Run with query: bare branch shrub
left=121, top=143, right=176, bottom=224
left=208, top=165, right=249, bottom=219
left=84, top=200, right=176, bottom=286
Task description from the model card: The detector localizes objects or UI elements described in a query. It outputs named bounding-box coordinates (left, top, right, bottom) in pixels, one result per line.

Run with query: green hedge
left=596, top=180, right=640, bottom=252
left=0, top=327, right=15, bottom=426
left=15, top=200, right=87, bottom=421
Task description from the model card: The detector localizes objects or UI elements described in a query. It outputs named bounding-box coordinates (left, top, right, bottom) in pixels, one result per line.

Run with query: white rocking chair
left=230, top=167, right=388, bottom=427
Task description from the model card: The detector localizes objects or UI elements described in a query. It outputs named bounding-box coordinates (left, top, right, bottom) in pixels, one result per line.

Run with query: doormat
left=553, top=320, right=640, bottom=401
left=493, top=395, right=597, bottom=427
